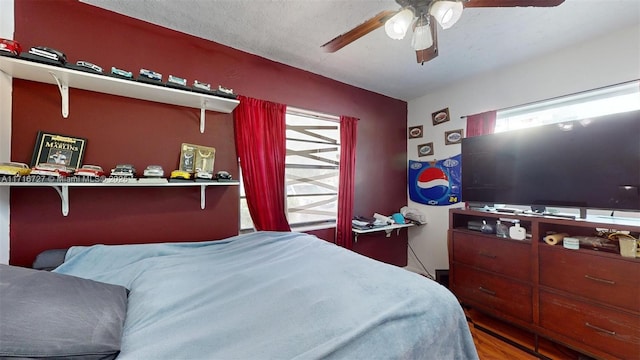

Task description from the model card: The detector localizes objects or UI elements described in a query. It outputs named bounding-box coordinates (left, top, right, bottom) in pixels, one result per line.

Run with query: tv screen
left=461, top=110, right=640, bottom=212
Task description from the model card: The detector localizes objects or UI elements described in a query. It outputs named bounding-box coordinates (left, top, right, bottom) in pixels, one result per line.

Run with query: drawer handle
left=478, top=251, right=497, bottom=259
left=584, top=275, right=616, bottom=285
left=478, top=286, right=496, bottom=296
left=585, top=322, right=616, bottom=336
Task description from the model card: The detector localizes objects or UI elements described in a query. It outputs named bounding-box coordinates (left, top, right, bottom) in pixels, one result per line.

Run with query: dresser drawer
left=539, top=246, right=640, bottom=312
left=540, top=291, right=640, bottom=359
left=452, top=231, right=531, bottom=281
left=452, top=264, right=532, bottom=323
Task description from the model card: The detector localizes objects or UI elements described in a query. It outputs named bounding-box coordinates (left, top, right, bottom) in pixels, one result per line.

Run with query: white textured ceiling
left=81, top=0, right=639, bottom=101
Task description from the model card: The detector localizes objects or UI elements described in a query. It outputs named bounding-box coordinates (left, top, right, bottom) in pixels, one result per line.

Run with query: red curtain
left=336, top=116, right=358, bottom=249
left=233, top=96, right=291, bottom=232
left=466, top=110, right=497, bottom=137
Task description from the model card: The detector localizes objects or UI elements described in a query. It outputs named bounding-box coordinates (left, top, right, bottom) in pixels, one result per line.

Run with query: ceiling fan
left=321, top=0, right=565, bottom=64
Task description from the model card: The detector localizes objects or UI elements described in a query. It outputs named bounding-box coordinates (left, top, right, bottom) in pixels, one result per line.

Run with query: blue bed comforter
left=54, top=231, right=478, bottom=360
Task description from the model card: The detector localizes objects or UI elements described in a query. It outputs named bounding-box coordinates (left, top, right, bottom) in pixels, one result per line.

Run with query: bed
left=1, top=231, right=478, bottom=359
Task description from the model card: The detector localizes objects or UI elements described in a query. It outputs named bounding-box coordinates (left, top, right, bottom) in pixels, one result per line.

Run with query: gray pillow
left=32, top=249, right=68, bottom=271
left=0, top=264, right=128, bottom=360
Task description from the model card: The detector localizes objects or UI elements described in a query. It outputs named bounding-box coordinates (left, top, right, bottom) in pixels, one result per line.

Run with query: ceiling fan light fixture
left=384, top=8, right=414, bottom=40
left=430, top=1, right=463, bottom=30
left=411, top=16, right=433, bottom=51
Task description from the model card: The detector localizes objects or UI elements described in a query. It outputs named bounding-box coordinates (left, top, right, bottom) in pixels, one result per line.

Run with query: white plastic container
left=563, top=237, right=580, bottom=250
left=509, top=220, right=526, bottom=240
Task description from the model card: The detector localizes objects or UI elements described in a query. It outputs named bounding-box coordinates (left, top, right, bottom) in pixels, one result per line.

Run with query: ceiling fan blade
left=321, top=10, right=398, bottom=53
left=416, top=16, right=438, bottom=64
left=463, top=0, right=564, bottom=7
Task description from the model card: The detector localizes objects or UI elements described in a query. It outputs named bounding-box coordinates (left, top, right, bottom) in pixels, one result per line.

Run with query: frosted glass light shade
left=411, top=19, right=433, bottom=50
left=430, top=1, right=463, bottom=30
left=384, top=8, right=414, bottom=40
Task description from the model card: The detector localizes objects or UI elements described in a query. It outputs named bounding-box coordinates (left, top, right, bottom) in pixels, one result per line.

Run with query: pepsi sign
left=409, top=155, right=462, bottom=206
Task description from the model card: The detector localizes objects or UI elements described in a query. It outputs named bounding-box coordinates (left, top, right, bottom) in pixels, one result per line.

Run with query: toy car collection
left=12, top=43, right=234, bottom=183
left=110, top=66, right=133, bottom=79
left=143, top=165, right=164, bottom=177
left=0, top=38, right=22, bottom=56
left=27, top=46, right=67, bottom=64
left=139, top=68, right=162, bottom=82
left=76, top=61, right=103, bottom=73
left=5, top=39, right=240, bottom=188
left=0, top=162, right=31, bottom=176
left=75, top=165, right=105, bottom=177
left=30, top=163, right=74, bottom=177
left=110, top=164, right=136, bottom=177
left=12, top=42, right=236, bottom=98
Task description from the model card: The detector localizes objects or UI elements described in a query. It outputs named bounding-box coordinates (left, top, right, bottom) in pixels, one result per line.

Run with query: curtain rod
left=287, top=106, right=340, bottom=121
left=458, top=79, right=639, bottom=119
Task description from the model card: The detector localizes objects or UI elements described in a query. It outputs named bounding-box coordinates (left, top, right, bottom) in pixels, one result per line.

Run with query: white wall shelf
left=352, top=223, right=414, bottom=242
left=0, top=56, right=240, bottom=132
left=0, top=180, right=239, bottom=216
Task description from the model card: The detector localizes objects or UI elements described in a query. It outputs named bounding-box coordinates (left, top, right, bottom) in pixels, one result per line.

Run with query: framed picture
left=417, top=142, right=434, bottom=157
left=408, top=125, right=423, bottom=139
left=195, top=145, right=216, bottom=174
left=444, top=129, right=464, bottom=145
left=179, top=143, right=198, bottom=173
left=30, top=131, right=87, bottom=170
left=180, top=143, right=216, bottom=174
left=432, top=107, right=450, bottom=126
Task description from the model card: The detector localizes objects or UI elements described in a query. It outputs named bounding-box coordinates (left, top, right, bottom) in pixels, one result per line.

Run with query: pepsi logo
left=417, top=167, right=450, bottom=201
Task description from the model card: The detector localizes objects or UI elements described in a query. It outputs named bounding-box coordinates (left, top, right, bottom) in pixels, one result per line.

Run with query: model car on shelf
left=0, top=38, right=22, bottom=56
left=138, top=68, right=162, bottom=82
left=195, top=170, right=213, bottom=180
left=192, top=80, right=211, bottom=92
left=143, top=165, right=164, bottom=178
left=167, top=75, right=187, bottom=87
left=110, top=67, right=133, bottom=79
left=215, top=170, right=233, bottom=181
left=214, top=85, right=238, bottom=99
left=0, top=162, right=31, bottom=176
left=170, top=169, right=191, bottom=180
left=26, top=46, right=67, bottom=64
left=217, top=85, right=234, bottom=95
left=110, top=164, right=136, bottom=177
left=76, top=61, right=103, bottom=73
left=30, top=163, right=74, bottom=177
left=75, top=165, right=105, bottom=177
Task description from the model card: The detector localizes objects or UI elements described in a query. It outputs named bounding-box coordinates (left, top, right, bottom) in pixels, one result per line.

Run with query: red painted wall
left=9, top=0, right=408, bottom=267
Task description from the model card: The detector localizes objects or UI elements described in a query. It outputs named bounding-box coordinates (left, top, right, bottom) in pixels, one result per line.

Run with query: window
left=495, top=81, right=640, bottom=133
left=240, top=108, right=340, bottom=230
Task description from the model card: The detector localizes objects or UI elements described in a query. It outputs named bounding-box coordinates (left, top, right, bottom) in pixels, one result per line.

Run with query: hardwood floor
left=466, top=309, right=592, bottom=360
left=471, top=322, right=538, bottom=360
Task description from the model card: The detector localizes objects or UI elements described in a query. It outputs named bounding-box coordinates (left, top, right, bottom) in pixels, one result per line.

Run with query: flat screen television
left=461, top=110, right=640, bottom=213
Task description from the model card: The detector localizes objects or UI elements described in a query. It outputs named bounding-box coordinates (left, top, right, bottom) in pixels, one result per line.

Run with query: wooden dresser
left=448, top=208, right=640, bottom=360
